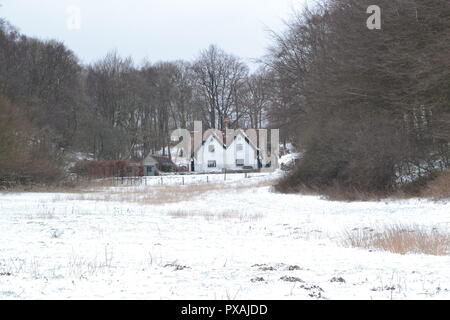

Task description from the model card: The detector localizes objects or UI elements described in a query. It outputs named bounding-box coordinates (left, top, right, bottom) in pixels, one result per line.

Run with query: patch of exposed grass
left=1, top=179, right=117, bottom=194
left=67, top=179, right=276, bottom=205
left=342, top=225, right=450, bottom=256
left=166, top=209, right=263, bottom=222
left=421, top=170, right=450, bottom=200
left=274, top=179, right=389, bottom=202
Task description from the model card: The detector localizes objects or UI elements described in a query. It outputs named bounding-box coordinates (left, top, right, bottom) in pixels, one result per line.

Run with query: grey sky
left=0, top=0, right=304, bottom=67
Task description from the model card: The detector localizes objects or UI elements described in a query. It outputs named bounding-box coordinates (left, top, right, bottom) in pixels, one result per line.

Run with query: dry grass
left=1, top=179, right=118, bottom=194
left=275, top=181, right=389, bottom=202
left=319, top=186, right=388, bottom=202
left=343, top=225, right=450, bottom=256
left=69, top=179, right=276, bottom=205
left=71, top=183, right=227, bottom=205
left=421, top=170, right=450, bottom=200
left=167, top=209, right=263, bottom=222
left=393, top=170, right=450, bottom=200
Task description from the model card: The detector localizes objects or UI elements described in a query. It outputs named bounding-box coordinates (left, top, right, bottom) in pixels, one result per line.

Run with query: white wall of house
left=225, top=133, right=258, bottom=170
left=195, top=135, right=226, bottom=172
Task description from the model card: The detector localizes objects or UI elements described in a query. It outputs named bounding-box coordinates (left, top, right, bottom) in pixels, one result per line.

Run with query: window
left=179, top=149, right=184, bottom=157
left=236, top=159, right=244, bottom=167
left=237, top=144, right=243, bottom=151
left=208, top=160, right=217, bottom=168
left=208, top=145, right=215, bottom=152
left=146, top=165, right=154, bottom=175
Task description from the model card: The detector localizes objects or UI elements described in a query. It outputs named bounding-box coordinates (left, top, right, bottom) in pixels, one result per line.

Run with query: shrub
left=275, top=134, right=396, bottom=199
left=421, top=170, right=450, bottom=200
left=160, top=164, right=174, bottom=173
left=72, top=160, right=143, bottom=178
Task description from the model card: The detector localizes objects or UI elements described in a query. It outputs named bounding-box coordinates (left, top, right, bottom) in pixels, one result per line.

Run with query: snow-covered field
left=0, top=172, right=449, bottom=300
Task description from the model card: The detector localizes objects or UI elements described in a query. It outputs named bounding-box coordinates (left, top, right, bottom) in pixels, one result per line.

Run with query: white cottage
left=194, top=130, right=260, bottom=172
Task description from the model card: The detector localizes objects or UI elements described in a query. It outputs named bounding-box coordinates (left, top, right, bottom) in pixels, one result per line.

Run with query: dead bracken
left=280, top=276, right=304, bottom=283
left=330, top=277, right=346, bottom=283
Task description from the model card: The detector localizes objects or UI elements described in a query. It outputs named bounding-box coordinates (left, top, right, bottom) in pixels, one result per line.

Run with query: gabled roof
left=194, top=129, right=260, bottom=156
left=194, top=131, right=227, bottom=155
left=228, top=129, right=259, bottom=151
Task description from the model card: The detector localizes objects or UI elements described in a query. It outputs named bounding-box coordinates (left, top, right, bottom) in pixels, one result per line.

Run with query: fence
left=110, top=172, right=271, bottom=187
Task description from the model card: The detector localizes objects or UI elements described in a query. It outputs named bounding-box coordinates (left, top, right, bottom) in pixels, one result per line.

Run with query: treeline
left=271, top=0, right=450, bottom=196
left=0, top=18, right=275, bottom=186
left=2, top=0, right=449, bottom=194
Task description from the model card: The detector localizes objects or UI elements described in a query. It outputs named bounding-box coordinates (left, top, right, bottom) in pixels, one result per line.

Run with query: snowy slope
left=0, top=173, right=449, bottom=299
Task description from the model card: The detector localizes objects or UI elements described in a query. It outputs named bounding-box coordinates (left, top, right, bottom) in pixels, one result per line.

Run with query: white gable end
left=195, top=135, right=226, bottom=172
left=226, top=132, right=258, bottom=170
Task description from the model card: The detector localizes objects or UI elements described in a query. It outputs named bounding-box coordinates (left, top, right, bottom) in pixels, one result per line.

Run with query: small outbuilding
left=143, top=154, right=177, bottom=176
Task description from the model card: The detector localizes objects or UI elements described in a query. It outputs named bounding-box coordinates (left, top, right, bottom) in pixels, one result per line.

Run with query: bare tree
left=192, top=45, right=248, bottom=129
left=241, top=67, right=272, bottom=129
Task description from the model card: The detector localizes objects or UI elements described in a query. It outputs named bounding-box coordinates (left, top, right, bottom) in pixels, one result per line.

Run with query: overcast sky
left=0, top=0, right=305, bottom=67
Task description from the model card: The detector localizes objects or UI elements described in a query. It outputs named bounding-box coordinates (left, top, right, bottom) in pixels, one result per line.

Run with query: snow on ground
left=279, top=153, right=300, bottom=166
left=0, top=172, right=449, bottom=300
